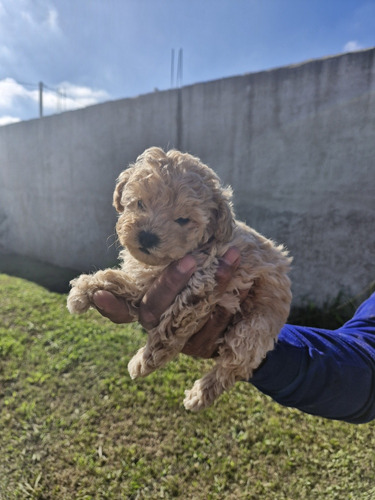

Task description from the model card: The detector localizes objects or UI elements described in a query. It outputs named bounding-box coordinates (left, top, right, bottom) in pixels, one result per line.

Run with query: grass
left=1, top=273, right=375, bottom=499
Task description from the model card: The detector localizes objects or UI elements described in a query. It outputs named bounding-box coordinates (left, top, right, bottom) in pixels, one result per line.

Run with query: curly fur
left=67, top=147, right=292, bottom=411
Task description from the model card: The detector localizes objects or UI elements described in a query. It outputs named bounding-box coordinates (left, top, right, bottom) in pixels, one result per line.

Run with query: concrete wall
left=0, top=48, right=374, bottom=304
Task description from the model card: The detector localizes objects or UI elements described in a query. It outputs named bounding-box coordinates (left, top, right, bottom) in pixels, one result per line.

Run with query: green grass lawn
left=1, top=273, right=374, bottom=499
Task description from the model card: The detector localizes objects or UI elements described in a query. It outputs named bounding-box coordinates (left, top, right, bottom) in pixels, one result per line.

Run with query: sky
left=0, top=0, right=375, bottom=126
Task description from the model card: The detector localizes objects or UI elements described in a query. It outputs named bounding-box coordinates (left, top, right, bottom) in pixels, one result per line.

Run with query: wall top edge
left=1, top=46, right=374, bottom=131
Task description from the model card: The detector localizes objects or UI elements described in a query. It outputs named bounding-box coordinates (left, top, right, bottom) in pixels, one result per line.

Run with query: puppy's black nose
left=138, top=230, right=160, bottom=249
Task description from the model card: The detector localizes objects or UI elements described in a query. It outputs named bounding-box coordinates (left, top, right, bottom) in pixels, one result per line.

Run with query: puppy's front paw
left=67, top=287, right=91, bottom=314
left=128, top=347, right=155, bottom=379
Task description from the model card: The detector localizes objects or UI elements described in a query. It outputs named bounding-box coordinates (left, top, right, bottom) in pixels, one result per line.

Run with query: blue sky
left=1, top=0, right=374, bottom=126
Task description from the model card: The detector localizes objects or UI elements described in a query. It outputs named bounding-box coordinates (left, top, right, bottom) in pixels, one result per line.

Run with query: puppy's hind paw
left=184, top=382, right=211, bottom=412
left=128, top=348, right=155, bottom=379
left=184, top=374, right=226, bottom=411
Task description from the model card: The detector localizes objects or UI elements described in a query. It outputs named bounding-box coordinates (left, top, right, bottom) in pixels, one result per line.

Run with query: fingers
left=214, top=247, right=241, bottom=296
left=92, top=247, right=245, bottom=356
left=91, top=255, right=196, bottom=328
left=139, top=254, right=197, bottom=330
left=182, top=289, right=249, bottom=358
left=181, top=248, right=244, bottom=358
left=93, top=290, right=133, bottom=324
left=182, top=305, right=233, bottom=358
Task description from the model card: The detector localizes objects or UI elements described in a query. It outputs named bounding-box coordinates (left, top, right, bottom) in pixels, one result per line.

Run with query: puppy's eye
left=175, top=217, right=190, bottom=226
left=137, top=200, right=145, bottom=211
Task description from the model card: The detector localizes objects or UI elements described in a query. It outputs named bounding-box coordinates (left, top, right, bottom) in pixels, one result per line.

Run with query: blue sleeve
left=250, top=292, right=375, bottom=424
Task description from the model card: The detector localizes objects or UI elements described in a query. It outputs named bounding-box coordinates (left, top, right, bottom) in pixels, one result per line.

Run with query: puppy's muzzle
left=138, top=230, right=160, bottom=254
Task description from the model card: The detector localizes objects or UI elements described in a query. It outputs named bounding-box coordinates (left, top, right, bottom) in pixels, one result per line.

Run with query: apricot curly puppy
left=67, top=147, right=292, bottom=411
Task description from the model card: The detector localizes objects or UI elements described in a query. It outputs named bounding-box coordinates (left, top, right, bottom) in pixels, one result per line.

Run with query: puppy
left=67, top=147, right=292, bottom=411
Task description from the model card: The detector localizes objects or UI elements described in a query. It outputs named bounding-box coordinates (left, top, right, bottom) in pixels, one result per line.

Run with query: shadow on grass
left=0, top=252, right=80, bottom=293
left=289, top=282, right=375, bottom=329
left=1, top=251, right=374, bottom=329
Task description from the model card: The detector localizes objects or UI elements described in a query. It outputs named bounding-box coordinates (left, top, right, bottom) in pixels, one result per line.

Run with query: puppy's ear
left=212, top=187, right=235, bottom=242
left=113, top=168, right=132, bottom=213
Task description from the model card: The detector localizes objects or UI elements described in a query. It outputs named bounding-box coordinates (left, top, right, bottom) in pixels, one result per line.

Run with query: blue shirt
left=250, top=292, right=375, bottom=424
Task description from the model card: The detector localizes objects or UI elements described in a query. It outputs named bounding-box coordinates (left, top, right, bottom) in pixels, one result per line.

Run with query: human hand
left=92, top=247, right=243, bottom=359
left=180, top=247, right=243, bottom=358
left=92, top=254, right=197, bottom=325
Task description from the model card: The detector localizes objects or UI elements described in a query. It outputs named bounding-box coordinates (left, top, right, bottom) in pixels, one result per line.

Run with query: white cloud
left=0, top=1, right=62, bottom=53
left=55, top=83, right=110, bottom=110
left=0, top=115, right=21, bottom=126
left=0, top=78, right=110, bottom=122
left=46, top=7, right=59, bottom=33
left=17, top=3, right=60, bottom=34
left=20, top=9, right=34, bottom=25
left=343, top=41, right=363, bottom=53
left=0, top=44, right=12, bottom=60
left=0, top=78, right=29, bottom=108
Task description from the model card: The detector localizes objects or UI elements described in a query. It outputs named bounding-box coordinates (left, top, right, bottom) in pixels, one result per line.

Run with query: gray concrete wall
left=0, top=48, right=374, bottom=305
